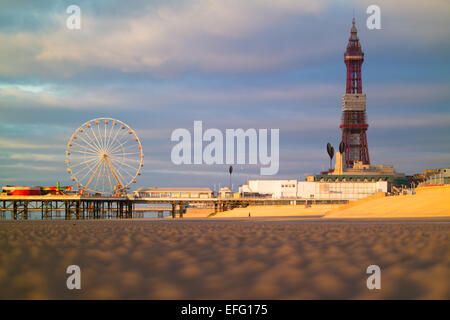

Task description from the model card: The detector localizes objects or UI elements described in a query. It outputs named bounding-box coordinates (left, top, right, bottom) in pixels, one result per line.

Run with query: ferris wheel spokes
left=66, top=118, right=144, bottom=195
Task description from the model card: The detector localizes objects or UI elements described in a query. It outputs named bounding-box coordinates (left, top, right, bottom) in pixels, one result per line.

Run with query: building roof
left=313, top=174, right=409, bottom=186
left=135, top=187, right=213, bottom=192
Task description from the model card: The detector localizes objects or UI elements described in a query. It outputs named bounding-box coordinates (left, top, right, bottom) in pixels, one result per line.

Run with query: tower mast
left=340, top=18, right=370, bottom=168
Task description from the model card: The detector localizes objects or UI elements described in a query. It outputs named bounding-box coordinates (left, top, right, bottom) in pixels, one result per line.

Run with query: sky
left=0, top=0, right=449, bottom=191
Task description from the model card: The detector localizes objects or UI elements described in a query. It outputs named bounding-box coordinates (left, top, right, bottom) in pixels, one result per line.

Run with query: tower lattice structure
left=340, top=18, right=370, bottom=168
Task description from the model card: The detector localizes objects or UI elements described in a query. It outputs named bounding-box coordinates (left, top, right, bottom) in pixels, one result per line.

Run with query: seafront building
left=239, top=179, right=389, bottom=201
left=422, top=168, right=450, bottom=186
left=217, top=187, right=234, bottom=198
left=134, top=187, right=214, bottom=199
left=239, top=180, right=298, bottom=199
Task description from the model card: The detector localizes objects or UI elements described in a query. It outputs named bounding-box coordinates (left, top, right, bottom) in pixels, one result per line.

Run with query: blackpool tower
left=340, top=18, right=370, bottom=168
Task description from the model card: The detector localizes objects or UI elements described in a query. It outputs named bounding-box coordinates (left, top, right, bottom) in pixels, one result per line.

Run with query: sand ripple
left=0, top=220, right=449, bottom=299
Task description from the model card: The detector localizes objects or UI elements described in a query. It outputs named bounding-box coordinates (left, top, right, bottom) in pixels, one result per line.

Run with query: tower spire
left=340, top=18, right=370, bottom=167
left=345, top=18, right=363, bottom=93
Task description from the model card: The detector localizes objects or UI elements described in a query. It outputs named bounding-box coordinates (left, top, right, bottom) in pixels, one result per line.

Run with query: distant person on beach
left=248, top=212, right=251, bottom=218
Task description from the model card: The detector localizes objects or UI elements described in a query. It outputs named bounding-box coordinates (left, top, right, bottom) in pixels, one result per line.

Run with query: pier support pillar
left=23, top=201, right=28, bottom=220
left=179, top=201, right=184, bottom=218
left=76, top=201, right=80, bottom=219
left=119, top=201, right=123, bottom=218
left=127, top=200, right=133, bottom=219
left=65, top=201, right=70, bottom=220
left=171, top=203, right=176, bottom=219
left=13, top=201, right=17, bottom=220
left=44, top=201, right=48, bottom=219
left=82, top=201, right=86, bottom=219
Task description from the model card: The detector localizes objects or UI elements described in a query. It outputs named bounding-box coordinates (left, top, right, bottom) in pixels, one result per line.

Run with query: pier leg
left=65, top=201, right=70, bottom=220
left=13, top=201, right=17, bottom=220
left=76, top=201, right=80, bottom=219
left=81, top=201, right=84, bottom=218
left=127, top=201, right=133, bottom=219
left=171, top=203, right=176, bottom=219
left=82, top=201, right=85, bottom=219
left=24, top=201, right=28, bottom=220
left=55, top=201, right=60, bottom=218
left=179, top=201, right=184, bottom=218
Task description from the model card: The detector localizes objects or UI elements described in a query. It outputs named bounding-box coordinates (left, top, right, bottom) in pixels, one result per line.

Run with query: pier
left=0, top=195, right=134, bottom=220
left=0, top=195, right=348, bottom=220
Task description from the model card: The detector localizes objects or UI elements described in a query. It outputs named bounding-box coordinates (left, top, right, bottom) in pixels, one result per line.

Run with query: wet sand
left=0, top=218, right=449, bottom=299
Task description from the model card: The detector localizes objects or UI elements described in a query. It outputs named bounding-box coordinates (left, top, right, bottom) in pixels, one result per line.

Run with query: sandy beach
left=0, top=218, right=449, bottom=299
left=210, top=205, right=337, bottom=218
left=208, top=186, right=450, bottom=219
left=325, top=187, right=450, bottom=218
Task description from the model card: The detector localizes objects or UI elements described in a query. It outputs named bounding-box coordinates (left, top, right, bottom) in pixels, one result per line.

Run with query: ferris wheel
left=66, top=118, right=144, bottom=195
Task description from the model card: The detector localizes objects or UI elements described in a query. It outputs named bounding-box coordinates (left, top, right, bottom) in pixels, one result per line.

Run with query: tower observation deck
left=340, top=18, right=370, bottom=168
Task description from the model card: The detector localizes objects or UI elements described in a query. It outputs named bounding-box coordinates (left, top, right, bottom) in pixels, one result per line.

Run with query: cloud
left=0, top=137, right=64, bottom=150
left=0, top=84, right=121, bottom=109
left=372, top=114, right=450, bottom=128
left=0, top=80, right=341, bottom=111
left=9, top=153, right=60, bottom=162
left=1, top=0, right=449, bottom=80
left=363, top=0, right=450, bottom=44
left=368, top=83, right=450, bottom=103
left=0, top=0, right=329, bottom=77
left=0, top=162, right=59, bottom=172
